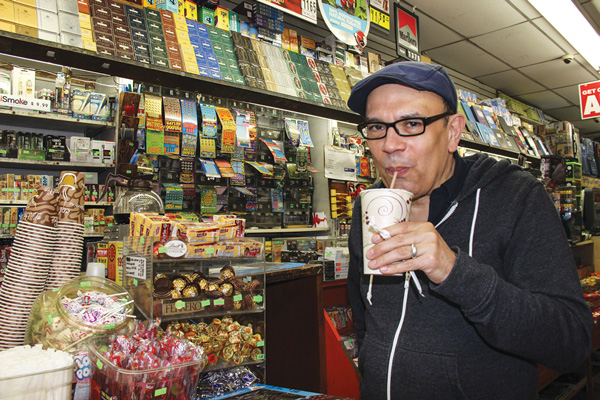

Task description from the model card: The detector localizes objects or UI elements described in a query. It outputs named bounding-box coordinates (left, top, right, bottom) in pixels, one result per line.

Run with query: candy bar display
left=0, top=344, right=74, bottom=400
left=196, top=365, right=259, bottom=398
left=87, top=319, right=206, bottom=400
left=166, top=315, right=264, bottom=371
left=26, top=276, right=135, bottom=353
left=147, top=263, right=264, bottom=319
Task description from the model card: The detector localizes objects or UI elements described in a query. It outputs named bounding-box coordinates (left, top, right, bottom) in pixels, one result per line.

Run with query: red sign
left=579, top=80, right=600, bottom=119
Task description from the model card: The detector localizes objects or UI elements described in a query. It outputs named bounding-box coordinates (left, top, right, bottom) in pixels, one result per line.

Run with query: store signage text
left=370, top=6, right=389, bottom=30
left=0, top=94, right=51, bottom=112
left=579, top=80, right=600, bottom=119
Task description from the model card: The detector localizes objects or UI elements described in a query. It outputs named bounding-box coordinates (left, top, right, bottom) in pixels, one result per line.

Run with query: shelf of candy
left=145, top=261, right=264, bottom=321
left=87, top=319, right=207, bottom=400
left=165, top=314, right=265, bottom=372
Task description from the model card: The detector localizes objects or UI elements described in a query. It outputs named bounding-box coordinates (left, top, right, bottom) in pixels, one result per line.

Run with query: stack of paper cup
left=45, top=171, right=86, bottom=290
left=0, top=186, right=59, bottom=350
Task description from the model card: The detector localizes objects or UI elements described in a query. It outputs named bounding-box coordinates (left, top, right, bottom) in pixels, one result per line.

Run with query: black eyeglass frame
left=357, top=111, right=453, bottom=139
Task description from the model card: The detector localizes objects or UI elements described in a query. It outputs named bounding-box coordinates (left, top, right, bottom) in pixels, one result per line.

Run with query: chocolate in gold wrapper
left=251, top=348, right=262, bottom=361
left=220, top=282, right=234, bottom=297
left=172, top=276, right=188, bottom=290
left=171, top=289, right=182, bottom=299
left=196, top=278, right=208, bottom=291
left=220, top=265, right=235, bottom=280
left=154, top=273, right=168, bottom=283
left=182, top=282, right=200, bottom=298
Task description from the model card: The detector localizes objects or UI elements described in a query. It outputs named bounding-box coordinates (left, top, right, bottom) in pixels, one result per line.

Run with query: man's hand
left=366, top=222, right=456, bottom=284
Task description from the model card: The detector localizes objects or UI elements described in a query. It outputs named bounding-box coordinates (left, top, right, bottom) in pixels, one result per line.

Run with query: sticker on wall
left=318, top=0, right=370, bottom=50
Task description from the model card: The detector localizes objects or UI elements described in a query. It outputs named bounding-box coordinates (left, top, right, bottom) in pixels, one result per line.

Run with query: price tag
left=214, top=298, right=225, bottom=306
left=96, top=360, right=103, bottom=370
left=46, top=315, right=53, bottom=324
left=155, top=388, right=167, bottom=396
left=301, top=0, right=317, bottom=22
left=133, top=278, right=138, bottom=286
left=257, top=354, right=265, bottom=360
left=175, top=300, right=185, bottom=309
left=206, top=247, right=215, bottom=254
left=80, top=281, right=91, bottom=287
left=257, top=340, right=264, bottom=347
left=103, top=323, right=115, bottom=330
left=233, top=294, right=242, bottom=302
left=158, top=247, right=168, bottom=254
left=201, top=299, right=210, bottom=307
left=253, top=295, right=263, bottom=303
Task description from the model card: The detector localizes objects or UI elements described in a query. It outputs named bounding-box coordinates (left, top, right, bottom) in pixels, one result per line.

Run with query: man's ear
left=447, top=113, right=465, bottom=153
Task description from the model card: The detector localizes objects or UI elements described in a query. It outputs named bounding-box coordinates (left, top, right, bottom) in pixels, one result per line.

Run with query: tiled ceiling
left=401, top=0, right=600, bottom=137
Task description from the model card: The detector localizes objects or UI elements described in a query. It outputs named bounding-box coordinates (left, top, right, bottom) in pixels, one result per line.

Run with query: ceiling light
left=529, top=0, right=600, bottom=71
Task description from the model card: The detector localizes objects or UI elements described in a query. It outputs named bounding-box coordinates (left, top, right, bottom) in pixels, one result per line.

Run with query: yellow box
left=183, top=59, right=199, bottom=74
left=214, top=6, right=228, bottom=30
left=0, top=20, right=15, bottom=32
left=13, top=3, right=37, bottom=27
left=13, top=0, right=35, bottom=6
left=175, top=29, right=191, bottom=45
left=80, top=27, right=93, bottom=41
left=78, top=12, right=91, bottom=30
left=172, top=12, right=186, bottom=29
left=0, top=0, right=15, bottom=20
left=183, top=0, right=196, bottom=21
left=82, top=39, right=97, bottom=51
left=179, top=43, right=195, bottom=61
left=108, top=241, right=123, bottom=285
left=142, top=0, right=156, bottom=9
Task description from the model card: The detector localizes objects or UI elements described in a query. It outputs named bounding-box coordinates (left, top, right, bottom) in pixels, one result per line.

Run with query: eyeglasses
left=357, top=112, right=452, bottom=140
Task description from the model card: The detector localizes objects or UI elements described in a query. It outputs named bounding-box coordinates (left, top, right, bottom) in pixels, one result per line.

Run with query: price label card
left=214, top=298, right=225, bottom=306
left=126, top=256, right=147, bottom=280
left=201, top=299, right=210, bottom=307
left=175, top=300, right=186, bottom=309
left=155, top=388, right=167, bottom=396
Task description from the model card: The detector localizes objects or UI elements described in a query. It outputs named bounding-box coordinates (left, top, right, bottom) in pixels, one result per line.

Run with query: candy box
left=87, top=333, right=204, bottom=400
left=176, top=222, right=220, bottom=244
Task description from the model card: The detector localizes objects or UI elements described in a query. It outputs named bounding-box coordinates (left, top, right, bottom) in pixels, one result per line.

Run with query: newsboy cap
left=347, top=61, right=458, bottom=117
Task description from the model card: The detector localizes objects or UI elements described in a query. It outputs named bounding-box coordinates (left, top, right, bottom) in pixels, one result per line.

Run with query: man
left=346, top=61, right=593, bottom=399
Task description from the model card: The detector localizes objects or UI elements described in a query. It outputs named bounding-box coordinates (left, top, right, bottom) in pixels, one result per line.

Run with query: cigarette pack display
left=57, top=0, right=79, bottom=14
left=108, top=0, right=124, bottom=15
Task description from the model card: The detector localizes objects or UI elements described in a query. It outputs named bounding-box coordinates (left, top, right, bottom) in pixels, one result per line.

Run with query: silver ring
left=411, top=243, right=417, bottom=259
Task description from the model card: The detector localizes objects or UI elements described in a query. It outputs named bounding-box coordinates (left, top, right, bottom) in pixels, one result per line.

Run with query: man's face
left=365, top=84, right=462, bottom=201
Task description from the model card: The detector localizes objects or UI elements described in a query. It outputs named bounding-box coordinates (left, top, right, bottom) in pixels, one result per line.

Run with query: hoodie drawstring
left=469, top=188, right=481, bottom=257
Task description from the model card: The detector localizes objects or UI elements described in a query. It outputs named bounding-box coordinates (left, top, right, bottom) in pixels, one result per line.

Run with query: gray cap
left=347, top=61, right=458, bottom=117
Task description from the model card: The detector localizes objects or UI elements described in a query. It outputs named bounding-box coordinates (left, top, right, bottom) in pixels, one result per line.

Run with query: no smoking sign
left=579, top=80, right=600, bottom=119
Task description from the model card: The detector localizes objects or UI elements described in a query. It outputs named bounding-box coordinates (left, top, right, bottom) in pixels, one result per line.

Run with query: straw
left=390, top=171, right=398, bottom=188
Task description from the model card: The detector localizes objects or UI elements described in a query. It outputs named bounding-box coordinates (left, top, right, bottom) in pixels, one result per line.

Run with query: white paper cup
left=361, top=188, right=413, bottom=275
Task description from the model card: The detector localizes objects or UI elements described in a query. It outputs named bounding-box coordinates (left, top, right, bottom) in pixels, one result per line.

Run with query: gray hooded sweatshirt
left=348, top=153, right=593, bottom=399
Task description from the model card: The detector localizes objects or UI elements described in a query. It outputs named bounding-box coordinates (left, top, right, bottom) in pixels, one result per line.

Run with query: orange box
left=77, top=0, right=89, bottom=13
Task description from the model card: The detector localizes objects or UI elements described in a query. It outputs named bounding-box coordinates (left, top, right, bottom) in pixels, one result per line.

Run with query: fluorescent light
left=529, top=0, right=600, bottom=71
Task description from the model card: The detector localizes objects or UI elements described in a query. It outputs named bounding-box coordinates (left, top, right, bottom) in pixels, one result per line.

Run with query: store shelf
left=246, top=227, right=330, bottom=235
left=0, top=158, right=114, bottom=171
left=459, top=138, right=540, bottom=165
left=0, top=200, right=112, bottom=206
left=0, top=108, right=114, bottom=134
left=0, top=31, right=362, bottom=126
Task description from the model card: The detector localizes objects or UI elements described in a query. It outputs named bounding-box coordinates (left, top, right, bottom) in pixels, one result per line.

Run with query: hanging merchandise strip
left=234, top=109, right=253, bottom=148
left=284, top=118, right=301, bottom=146
left=199, top=138, right=216, bottom=158
left=216, top=107, right=237, bottom=153
left=271, top=188, right=284, bottom=212
left=245, top=161, right=273, bottom=176
left=164, top=131, right=180, bottom=155
left=215, top=186, right=228, bottom=213
left=297, top=119, right=314, bottom=147
left=214, top=159, right=235, bottom=178
left=260, top=138, right=287, bottom=163
left=199, top=158, right=222, bottom=179
left=180, top=99, right=198, bottom=157
left=200, top=186, right=218, bottom=215
left=163, top=183, right=183, bottom=210
left=230, top=160, right=246, bottom=186
left=179, top=157, right=195, bottom=184
left=163, top=96, right=183, bottom=133
left=145, top=94, right=165, bottom=155
left=200, top=104, right=218, bottom=138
